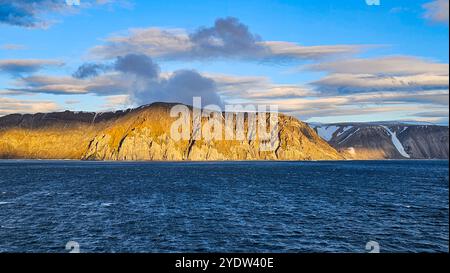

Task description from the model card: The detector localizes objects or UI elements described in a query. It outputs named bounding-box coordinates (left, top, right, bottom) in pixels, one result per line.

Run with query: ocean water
left=0, top=160, right=448, bottom=253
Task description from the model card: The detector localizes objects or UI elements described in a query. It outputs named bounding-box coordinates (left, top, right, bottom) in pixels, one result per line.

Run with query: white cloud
left=0, top=97, right=59, bottom=116
left=11, top=73, right=133, bottom=95
left=306, top=56, right=449, bottom=76
left=261, top=41, right=366, bottom=60
left=245, top=91, right=449, bottom=121
left=423, top=0, right=449, bottom=24
left=0, top=44, right=27, bottom=50
left=101, top=95, right=131, bottom=111
left=207, top=73, right=317, bottom=100
left=90, top=28, right=193, bottom=59
left=305, top=56, right=449, bottom=93
left=312, top=73, right=449, bottom=93
left=0, top=59, right=64, bottom=75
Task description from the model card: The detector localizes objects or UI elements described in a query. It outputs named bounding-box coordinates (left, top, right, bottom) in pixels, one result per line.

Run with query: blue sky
left=0, top=0, right=448, bottom=124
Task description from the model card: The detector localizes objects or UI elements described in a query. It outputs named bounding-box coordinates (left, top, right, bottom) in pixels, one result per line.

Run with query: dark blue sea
left=0, top=160, right=448, bottom=253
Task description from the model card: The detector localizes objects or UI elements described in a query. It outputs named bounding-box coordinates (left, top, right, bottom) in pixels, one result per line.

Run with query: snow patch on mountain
left=316, top=126, right=339, bottom=141
left=337, top=126, right=353, bottom=137
left=339, top=128, right=360, bottom=144
left=381, top=126, right=410, bottom=158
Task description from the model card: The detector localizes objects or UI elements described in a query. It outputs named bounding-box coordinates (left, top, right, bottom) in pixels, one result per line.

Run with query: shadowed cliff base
left=0, top=102, right=343, bottom=161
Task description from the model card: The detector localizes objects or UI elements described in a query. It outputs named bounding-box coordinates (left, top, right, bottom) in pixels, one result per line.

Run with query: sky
left=0, top=0, right=448, bottom=124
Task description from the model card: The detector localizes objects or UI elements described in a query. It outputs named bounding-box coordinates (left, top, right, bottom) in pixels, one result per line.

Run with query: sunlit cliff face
left=0, top=103, right=343, bottom=161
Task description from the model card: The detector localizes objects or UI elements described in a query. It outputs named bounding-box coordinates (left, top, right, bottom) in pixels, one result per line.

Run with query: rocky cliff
left=0, top=103, right=343, bottom=161
left=312, top=122, right=449, bottom=160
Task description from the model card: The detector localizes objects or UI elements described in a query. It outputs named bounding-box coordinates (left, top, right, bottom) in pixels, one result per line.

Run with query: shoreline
left=0, top=158, right=448, bottom=163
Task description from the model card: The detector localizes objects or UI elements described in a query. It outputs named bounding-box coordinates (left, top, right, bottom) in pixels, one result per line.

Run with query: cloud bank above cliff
left=90, top=17, right=367, bottom=62
left=0, top=11, right=448, bottom=124
left=17, top=53, right=223, bottom=107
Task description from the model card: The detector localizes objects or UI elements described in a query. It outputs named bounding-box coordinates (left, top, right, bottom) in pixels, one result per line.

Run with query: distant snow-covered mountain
left=311, top=122, right=449, bottom=159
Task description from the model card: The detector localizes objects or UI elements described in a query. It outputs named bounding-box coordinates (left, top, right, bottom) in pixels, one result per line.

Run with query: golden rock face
left=0, top=103, right=343, bottom=161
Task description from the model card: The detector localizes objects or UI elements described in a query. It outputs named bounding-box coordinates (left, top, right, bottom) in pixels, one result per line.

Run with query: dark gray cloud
left=73, top=54, right=160, bottom=79
left=141, top=70, right=223, bottom=107
left=115, top=54, right=222, bottom=106
left=68, top=54, right=223, bottom=106
left=72, top=63, right=110, bottom=79
left=114, top=54, right=160, bottom=78
left=189, top=17, right=265, bottom=59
